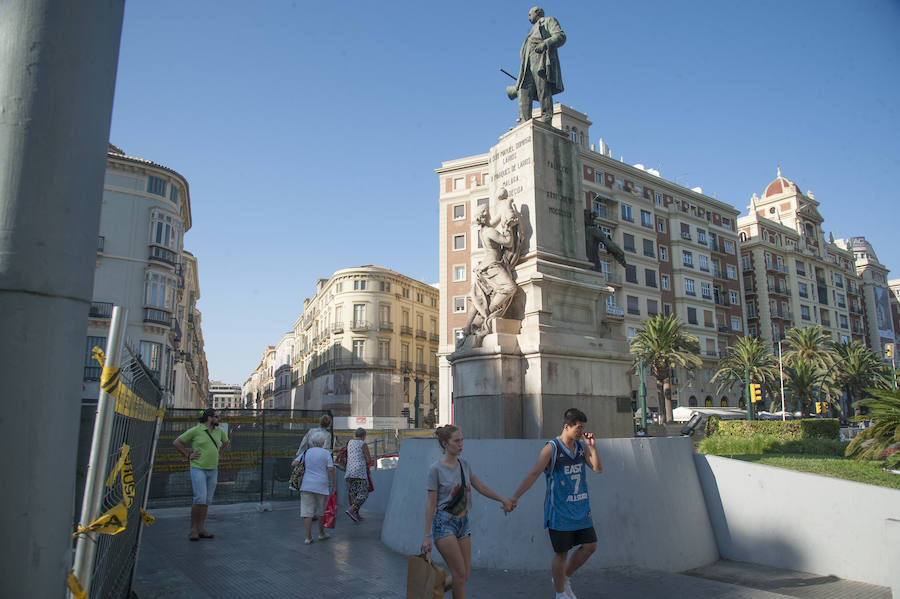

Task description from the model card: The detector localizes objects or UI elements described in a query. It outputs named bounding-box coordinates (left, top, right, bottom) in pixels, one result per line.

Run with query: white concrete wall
left=381, top=437, right=719, bottom=572
left=334, top=468, right=395, bottom=515
left=695, top=454, right=900, bottom=593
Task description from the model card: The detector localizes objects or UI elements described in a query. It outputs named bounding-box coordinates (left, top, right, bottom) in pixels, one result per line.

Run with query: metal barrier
left=149, top=409, right=331, bottom=507
left=72, top=340, right=164, bottom=599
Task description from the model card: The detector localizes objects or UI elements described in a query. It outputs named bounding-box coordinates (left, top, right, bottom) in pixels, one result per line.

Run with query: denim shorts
left=431, top=509, right=471, bottom=541
left=190, top=466, right=218, bottom=505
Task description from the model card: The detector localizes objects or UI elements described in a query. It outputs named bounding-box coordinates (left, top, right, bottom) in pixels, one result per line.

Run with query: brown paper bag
left=406, top=553, right=447, bottom=599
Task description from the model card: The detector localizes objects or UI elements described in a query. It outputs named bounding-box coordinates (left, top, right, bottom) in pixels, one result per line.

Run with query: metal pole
left=414, top=378, right=421, bottom=428
left=73, top=307, right=128, bottom=591
left=779, top=341, right=786, bottom=421
left=259, top=409, right=266, bottom=504
left=639, top=357, right=647, bottom=432
left=0, top=3, right=124, bottom=596
left=745, top=362, right=752, bottom=420
left=892, top=355, right=896, bottom=391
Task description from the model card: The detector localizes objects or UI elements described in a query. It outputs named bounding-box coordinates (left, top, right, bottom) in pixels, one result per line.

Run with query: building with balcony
left=835, top=236, right=896, bottom=355
left=83, top=144, right=208, bottom=408
left=889, top=279, right=900, bottom=350
left=738, top=170, right=865, bottom=355
left=436, top=105, right=745, bottom=418
left=171, top=251, right=209, bottom=408
left=208, top=381, right=242, bottom=410
left=287, top=265, right=439, bottom=429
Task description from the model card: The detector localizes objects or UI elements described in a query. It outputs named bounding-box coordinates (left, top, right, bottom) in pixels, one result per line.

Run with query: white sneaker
left=317, top=532, right=330, bottom=541
left=564, top=579, right=577, bottom=598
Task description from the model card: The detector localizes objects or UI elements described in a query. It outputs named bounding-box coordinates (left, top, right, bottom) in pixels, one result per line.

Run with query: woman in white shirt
left=343, top=428, right=372, bottom=522
left=293, top=436, right=334, bottom=544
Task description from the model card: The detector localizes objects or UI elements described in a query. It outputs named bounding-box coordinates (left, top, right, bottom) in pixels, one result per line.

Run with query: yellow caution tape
left=105, top=444, right=135, bottom=507
left=67, top=571, right=88, bottom=599
left=92, top=347, right=105, bottom=368
left=100, top=366, right=158, bottom=422
left=73, top=502, right=128, bottom=537
left=140, top=508, right=155, bottom=526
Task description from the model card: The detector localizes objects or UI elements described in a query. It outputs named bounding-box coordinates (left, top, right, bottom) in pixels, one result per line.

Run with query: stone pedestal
left=450, top=120, right=634, bottom=439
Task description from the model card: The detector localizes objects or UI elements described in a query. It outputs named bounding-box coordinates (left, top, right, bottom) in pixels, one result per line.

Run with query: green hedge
left=705, top=417, right=839, bottom=441
left=698, top=435, right=849, bottom=457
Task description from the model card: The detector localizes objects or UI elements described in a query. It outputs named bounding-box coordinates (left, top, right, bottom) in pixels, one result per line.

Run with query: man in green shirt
left=174, top=409, right=229, bottom=541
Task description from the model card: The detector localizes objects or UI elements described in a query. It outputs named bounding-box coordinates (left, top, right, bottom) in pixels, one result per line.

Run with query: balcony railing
left=89, top=301, right=113, bottom=318
left=149, top=245, right=178, bottom=266
left=378, top=321, right=393, bottom=331
left=681, top=232, right=692, bottom=240
left=742, top=262, right=753, bottom=271
left=852, top=325, right=864, bottom=334
left=821, top=319, right=832, bottom=327
left=97, top=236, right=105, bottom=253
left=415, top=329, right=427, bottom=339
left=768, top=284, right=790, bottom=296
left=603, top=270, right=620, bottom=284
left=712, top=267, right=725, bottom=279
left=143, top=307, right=173, bottom=326
left=83, top=366, right=101, bottom=381
left=429, top=332, right=440, bottom=342
left=400, top=360, right=412, bottom=372
left=350, top=320, right=371, bottom=331
left=400, top=325, right=413, bottom=336
left=772, top=310, right=793, bottom=320
left=332, top=323, right=344, bottom=334
left=592, top=206, right=617, bottom=222
left=605, top=305, right=625, bottom=317
left=850, top=306, right=863, bottom=315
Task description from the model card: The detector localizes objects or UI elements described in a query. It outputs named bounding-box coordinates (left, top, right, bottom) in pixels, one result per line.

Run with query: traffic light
left=886, top=343, right=894, bottom=359
left=749, top=383, right=762, bottom=404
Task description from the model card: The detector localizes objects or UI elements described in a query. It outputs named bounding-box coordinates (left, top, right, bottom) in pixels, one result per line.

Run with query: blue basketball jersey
left=543, top=437, right=593, bottom=531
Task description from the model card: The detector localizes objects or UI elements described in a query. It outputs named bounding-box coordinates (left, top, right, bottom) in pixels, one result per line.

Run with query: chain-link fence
left=75, top=344, right=164, bottom=599
left=149, top=409, right=332, bottom=507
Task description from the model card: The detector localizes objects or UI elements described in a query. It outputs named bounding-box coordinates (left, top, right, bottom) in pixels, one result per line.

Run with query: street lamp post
left=639, top=356, right=647, bottom=433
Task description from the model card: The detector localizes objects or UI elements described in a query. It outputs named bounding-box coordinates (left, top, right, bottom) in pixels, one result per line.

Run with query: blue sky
left=108, top=0, right=900, bottom=384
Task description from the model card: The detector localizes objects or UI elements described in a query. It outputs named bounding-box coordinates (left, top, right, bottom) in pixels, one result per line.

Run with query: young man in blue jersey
left=511, top=408, right=603, bottom=599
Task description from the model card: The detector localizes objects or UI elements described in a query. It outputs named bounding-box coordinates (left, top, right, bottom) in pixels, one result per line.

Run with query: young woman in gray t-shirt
left=421, top=425, right=514, bottom=598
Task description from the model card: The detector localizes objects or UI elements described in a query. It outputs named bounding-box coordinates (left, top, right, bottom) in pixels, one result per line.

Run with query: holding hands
left=501, top=497, right=516, bottom=514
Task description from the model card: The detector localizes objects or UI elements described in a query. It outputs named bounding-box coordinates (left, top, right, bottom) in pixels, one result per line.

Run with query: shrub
left=698, top=435, right=848, bottom=457
left=707, top=418, right=839, bottom=441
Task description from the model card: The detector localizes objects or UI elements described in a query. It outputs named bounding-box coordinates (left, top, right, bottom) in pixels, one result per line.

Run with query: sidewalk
left=132, top=502, right=889, bottom=599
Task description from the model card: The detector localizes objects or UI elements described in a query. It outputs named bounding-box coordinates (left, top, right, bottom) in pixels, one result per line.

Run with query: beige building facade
left=738, top=171, right=866, bottom=357
left=84, top=145, right=208, bottom=409
left=249, top=265, right=442, bottom=428
left=836, top=237, right=896, bottom=355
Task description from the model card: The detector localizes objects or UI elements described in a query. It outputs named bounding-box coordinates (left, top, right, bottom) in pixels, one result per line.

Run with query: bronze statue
left=462, top=190, right=523, bottom=348
left=584, top=209, right=627, bottom=269
left=509, top=6, right=566, bottom=124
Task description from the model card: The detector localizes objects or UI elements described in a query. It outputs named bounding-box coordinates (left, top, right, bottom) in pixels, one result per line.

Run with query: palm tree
left=782, top=326, right=837, bottom=371
left=711, top=335, right=779, bottom=407
left=784, top=356, right=826, bottom=417
left=832, top=341, right=891, bottom=418
left=629, top=314, right=702, bottom=424
left=845, top=388, right=900, bottom=461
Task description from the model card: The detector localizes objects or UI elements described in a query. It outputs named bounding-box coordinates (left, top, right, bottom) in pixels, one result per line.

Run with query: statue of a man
left=513, top=6, right=566, bottom=124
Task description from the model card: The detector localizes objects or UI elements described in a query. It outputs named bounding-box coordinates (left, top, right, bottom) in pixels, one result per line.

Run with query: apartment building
left=890, top=279, right=900, bottom=350
left=83, top=144, right=208, bottom=408
left=209, top=381, right=242, bottom=410
left=437, top=105, right=745, bottom=417
left=836, top=237, right=896, bottom=355
left=287, top=265, right=439, bottom=429
left=738, top=170, right=865, bottom=353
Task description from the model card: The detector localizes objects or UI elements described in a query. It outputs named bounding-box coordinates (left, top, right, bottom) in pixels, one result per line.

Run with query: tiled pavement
left=132, top=502, right=891, bottom=599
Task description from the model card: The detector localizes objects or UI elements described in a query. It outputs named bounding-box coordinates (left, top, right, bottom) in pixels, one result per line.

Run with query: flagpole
left=779, top=340, right=785, bottom=421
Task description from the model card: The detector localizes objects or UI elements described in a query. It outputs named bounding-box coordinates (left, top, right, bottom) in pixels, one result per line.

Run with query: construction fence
left=71, top=343, right=164, bottom=599
left=150, top=411, right=437, bottom=508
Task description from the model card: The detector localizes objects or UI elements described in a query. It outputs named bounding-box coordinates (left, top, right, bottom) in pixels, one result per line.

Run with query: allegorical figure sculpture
left=463, top=189, right=523, bottom=348
left=510, top=6, right=566, bottom=125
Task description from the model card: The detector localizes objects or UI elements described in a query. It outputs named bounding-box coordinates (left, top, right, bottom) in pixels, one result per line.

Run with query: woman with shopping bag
left=420, top=425, right=514, bottom=598
left=292, top=436, right=334, bottom=544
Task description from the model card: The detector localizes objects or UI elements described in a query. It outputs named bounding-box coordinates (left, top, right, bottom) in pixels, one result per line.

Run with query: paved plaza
left=132, top=501, right=890, bottom=598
